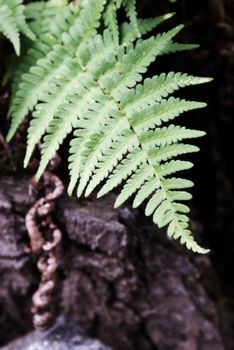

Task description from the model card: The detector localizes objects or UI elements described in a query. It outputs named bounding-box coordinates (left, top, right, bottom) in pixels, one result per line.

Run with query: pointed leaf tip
left=164, top=12, right=176, bottom=20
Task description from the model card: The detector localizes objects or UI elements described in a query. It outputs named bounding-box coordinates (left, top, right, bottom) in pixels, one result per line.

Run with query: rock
left=0, top=176, right=232, bottom=349
left=0, top=177, right=36, bottom=346
left=0, top=317, right=111, bottom=350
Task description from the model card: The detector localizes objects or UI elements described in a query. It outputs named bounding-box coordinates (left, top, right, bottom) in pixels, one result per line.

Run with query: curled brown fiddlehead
left=26, top=170, right=64, bottom=331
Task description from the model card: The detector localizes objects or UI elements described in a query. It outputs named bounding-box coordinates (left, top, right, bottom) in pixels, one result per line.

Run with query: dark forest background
left=0, top=0, right=234, bottom=349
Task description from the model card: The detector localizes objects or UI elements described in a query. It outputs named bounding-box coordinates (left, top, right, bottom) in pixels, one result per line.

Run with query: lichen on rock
left=1, top=317, right=111, bottom=350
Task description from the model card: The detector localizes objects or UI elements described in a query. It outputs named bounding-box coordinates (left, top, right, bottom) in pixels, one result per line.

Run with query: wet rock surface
left=0, top=176, right=232, bottom=349
left=1, top=317, right=111, bottom=350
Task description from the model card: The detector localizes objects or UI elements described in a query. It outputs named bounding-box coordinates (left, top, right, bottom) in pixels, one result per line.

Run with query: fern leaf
left=122, top=73, right=211, bottom=111
left=110, top=25, right=185, bottom=97
left=133, top=177, right=160, bottom=208
left=61, top=0, right=107, bottom=48
left=24, top=0, right=68, bottom=38
left=139, top=126, right=205, bottom=148
left=97, top=147, right=145, bottom=198
left=11, top=0, right=36, bottom=42
left=131, top=98, right=206, bottom=132
left=8, top=42, right=51, bottom=117
left=85, top=131, right=138, bottom=197
left=123, top=0, right=140, bottom=37
left=148, top=143, right=199, bottom=164
left=7, top=0, right=107, bottom=142
left=24, top=59, right=85, bottom=168
left=8, top=2, right=80, bottom=120
left=121, top=12, right=175, bottom=44
left=115, top=164, right=154, bottom=207
left=162, top=177, right=194, bottom=189
left=77, top=114, right=130, bottom=197
left=156, top=160, right=194, bottom=177
left=0, top=3, right=20, bottom=55
left=68, top=98, right=118, bottom=195
left=0, top=0, right=35, bottom=55
left=168, top=190, right=192, bottom=201
left=37, top=32, right=117, bottom=178
left=145, top=189, right=167, bottom=216
left=37, top=83, right=105, bottom=179
left=7, top=1, right=211, bottom=253
left=7, top=46, right=70, bottom=142
left=139, top=13, right=175, bottom=35
left=104, top=0, right=119, bottom=45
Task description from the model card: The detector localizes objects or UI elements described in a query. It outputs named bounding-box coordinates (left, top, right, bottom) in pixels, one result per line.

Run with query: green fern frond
left=24, top=0, right=69, bottom=39
left=0, top=3, right=20, bottom=55
left=7, top=0, right=212, bottom=253
left=121, top=12, right=175, bottom=44
left=7, top=45, right=71, bottom=141
left=0, top=0, right=35, bottom=55
left=7, top=0, right=107, bottom=142
left=123, top=0, right=140, bottom=38
left=104, top=0, right=143, bottom=45
left=104, top=0, right=119, bottom=45
left=8, top=1, right=79, bottom=112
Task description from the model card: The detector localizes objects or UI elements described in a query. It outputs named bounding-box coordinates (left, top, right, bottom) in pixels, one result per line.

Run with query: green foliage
left=5, top=0, right=211, bottom=253
left=0, top=0, right=35, bottom=55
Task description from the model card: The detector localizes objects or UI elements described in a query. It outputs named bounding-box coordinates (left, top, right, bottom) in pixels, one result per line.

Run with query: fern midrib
left=30, top=40, right=192, bottom=237
left=95, top=78, right=186, bottom=235
left=73, top=52, right=189, bottom=231
left=131, top=120, right=187, bottom=234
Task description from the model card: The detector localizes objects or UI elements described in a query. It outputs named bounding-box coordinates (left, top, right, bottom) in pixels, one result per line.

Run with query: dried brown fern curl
left=26, top=170, right=64, bottom=331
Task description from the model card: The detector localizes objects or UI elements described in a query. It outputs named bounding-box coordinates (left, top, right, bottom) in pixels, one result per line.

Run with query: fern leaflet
left=0, top=0, right=35, bottom=55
